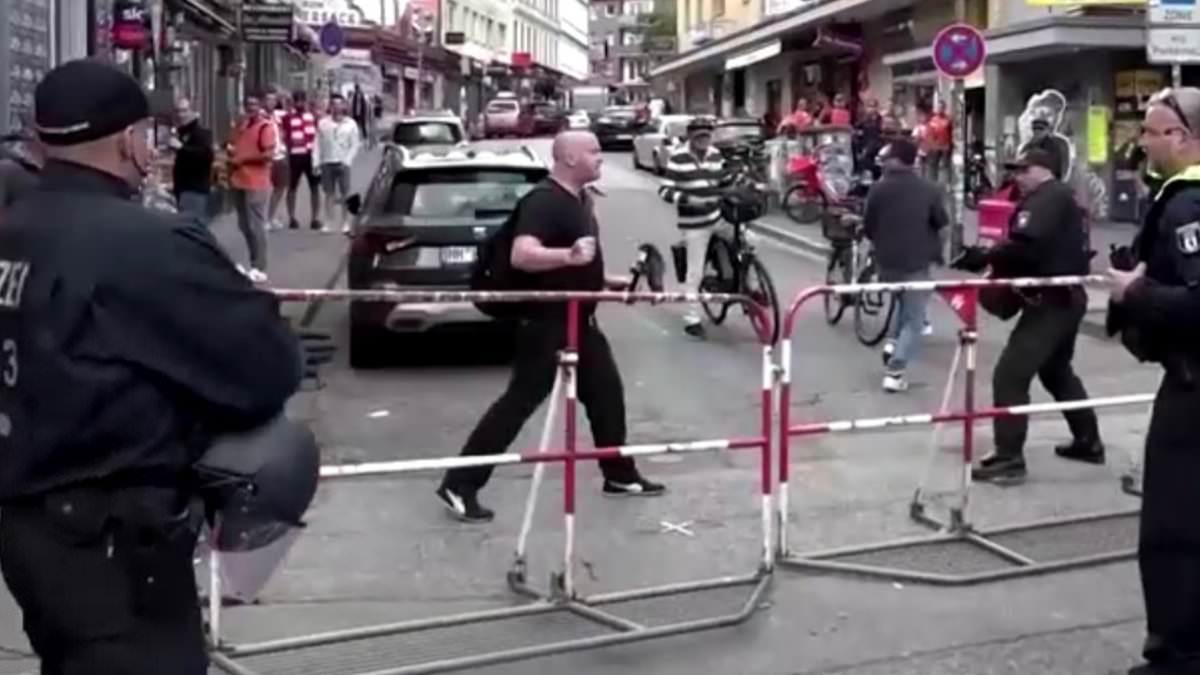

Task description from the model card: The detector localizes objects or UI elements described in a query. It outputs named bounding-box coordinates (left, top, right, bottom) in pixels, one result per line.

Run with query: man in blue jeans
left=863, top=138, right=949, bottom=392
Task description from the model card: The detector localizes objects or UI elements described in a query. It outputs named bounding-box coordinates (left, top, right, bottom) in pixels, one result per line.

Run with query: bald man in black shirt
left=438, top=131, right=665, bottom=522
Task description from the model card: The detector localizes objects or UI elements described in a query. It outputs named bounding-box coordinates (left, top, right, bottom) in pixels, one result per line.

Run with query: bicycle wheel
left=741, top=255, right=781, bottom=344
left=700, top=235, right=736, bottom=325
left=853, top=260, right=896, bottom=347
left=823, top=245, right=851, bottom=325
left=781, top=184, right=824, bottom=224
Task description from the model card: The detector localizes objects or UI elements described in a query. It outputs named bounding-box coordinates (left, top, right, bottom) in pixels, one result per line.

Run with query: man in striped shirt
left=658, top=116, right=729, bottom=338
left=282, top=90, right=322, bottom=230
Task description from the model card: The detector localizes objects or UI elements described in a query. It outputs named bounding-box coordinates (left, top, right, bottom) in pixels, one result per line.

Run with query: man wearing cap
left=1108, top=86, right=1200, bottom=675
left=0, top=59, right=303, bottom=674
left=954, top=147, right=1102, bottom=485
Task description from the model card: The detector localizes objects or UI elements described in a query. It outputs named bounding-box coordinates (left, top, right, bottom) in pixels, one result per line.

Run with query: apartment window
left=498, top=24, right=507, bottom=48
left=713, top=0, right=724, bottom=17
left=605, top=3, right=617, bottom=16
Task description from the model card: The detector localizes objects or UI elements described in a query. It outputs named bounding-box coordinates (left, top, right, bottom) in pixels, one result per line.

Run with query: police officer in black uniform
left=0, top=60, right=303, bottom=674
left=953, top=148, right=1103, bottom=485
left=1108, top=86, right=1200, bottom=675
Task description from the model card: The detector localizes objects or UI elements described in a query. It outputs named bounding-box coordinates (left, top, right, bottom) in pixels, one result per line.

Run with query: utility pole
left=950, top=0, right=967, bottom=259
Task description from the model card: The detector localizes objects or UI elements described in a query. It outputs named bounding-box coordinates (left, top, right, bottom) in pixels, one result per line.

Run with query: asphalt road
left=0, top=139, right=1163, bottom=675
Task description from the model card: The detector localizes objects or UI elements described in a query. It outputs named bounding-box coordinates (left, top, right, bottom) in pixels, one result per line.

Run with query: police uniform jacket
left=1119, top=165, right=1200, bottom=366
left=988, top=179, right=1090, bottom=281
left=0, top=161, right=303, bottom=501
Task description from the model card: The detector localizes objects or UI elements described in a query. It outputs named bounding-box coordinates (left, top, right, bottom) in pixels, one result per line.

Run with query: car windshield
left=714, top=124, right=763, bottom=143
left=385, top=168, right=544, bottom=218
left=487, top=101, right=519, bottom=112
left=603, top=107, right=636, bottom=119
left=393, top=122, right=462, bottom=146
left=535, top=104, right=558, bottom=116
left=663, top=120, right=690, bottom=137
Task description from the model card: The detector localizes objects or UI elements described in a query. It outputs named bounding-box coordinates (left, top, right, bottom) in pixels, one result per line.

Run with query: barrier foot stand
left=909, top=338, right=964, bottom=534
left=210, top=650, right=259, bottom=675
left=508, top=366, right=567, bottom=604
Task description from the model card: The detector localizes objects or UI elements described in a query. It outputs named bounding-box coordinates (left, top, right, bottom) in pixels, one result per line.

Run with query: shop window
left=606, top=3, right=617, bottom=16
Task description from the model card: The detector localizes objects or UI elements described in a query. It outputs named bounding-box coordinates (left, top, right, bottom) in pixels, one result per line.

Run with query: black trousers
left=1140, top=375, right=1200, bottom=664
left=444, top=317, right=639, bottom=494
left=0, top=486, right=207, bottom=675
left=992, top=288, right=1100, bottom=458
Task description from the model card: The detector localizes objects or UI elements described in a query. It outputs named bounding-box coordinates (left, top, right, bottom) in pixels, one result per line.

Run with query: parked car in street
left=592, top=105, right=643, bottom=150
left=482, top=96, right=524, bottom=138
left=530, top=102, right=567, bottom=135
left=345, top=145, right=548, bottom=367
left=391, top=113, right=467, bottom=150
left=565, top=109, right=591, bottom=130
left=632, top=114, right=692, bottom=174
left=713, top=118, right=767, bottom=152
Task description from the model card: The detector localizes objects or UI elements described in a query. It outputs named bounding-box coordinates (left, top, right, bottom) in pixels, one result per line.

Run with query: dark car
left=391, top=114, right=467, bottom=150
left=345, top=146, right=549, bottom=367
left=592, top=106, right=643, bottom=150
left=712, top=118, right=766, bottom=154
left=529, top=102, right=567, bottom=135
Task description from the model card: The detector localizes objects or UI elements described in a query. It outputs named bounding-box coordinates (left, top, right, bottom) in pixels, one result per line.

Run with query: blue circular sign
left=932, top=23, right=986, bottom=79
left=319, top=21, right=345, bottom=57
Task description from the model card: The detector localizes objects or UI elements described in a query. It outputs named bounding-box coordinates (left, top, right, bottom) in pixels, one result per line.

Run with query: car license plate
left=441, top=246, right=477, bottom=265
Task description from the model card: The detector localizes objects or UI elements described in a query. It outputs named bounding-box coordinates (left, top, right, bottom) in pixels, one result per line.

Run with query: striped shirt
left=658, top=144, right=729, bottom=230
left=282, top=110, right=317, bottom=155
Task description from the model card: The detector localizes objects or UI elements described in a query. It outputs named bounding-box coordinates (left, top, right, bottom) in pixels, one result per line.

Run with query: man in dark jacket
left=0, top=59, right=302, bottom=674
left=1108, top=86, right=1200, bottom=675
left=171, top=97, right=215, bottom=226
left=0, top=132, right=42, bottom=216
left=863, top=138, right=948, bottom=392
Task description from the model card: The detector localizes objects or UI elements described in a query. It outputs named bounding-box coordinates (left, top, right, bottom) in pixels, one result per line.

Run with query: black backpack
left=470, top=195, right=533, bottom=320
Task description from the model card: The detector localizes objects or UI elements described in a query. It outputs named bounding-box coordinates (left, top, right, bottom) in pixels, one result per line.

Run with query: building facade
left=588, top=0, right=675, bottom=102
left=558, top=0, right=591, bottom=82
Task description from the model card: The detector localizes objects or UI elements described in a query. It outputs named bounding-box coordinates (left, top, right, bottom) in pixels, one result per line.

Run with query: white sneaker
left=247, top=268, right=269, bottom=284
left=882, top=340, right=896, bottom=366
left=882, top=373, right=908, bottom=393
left=341, top=221, right=352, bottom=235
left=922, top=321, right=933, bottom=337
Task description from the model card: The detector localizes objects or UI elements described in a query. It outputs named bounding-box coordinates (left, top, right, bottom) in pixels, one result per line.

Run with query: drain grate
left=229, top=609, right=606, bottom=675
left=814, top=539, right=1017, bottom=576
left=984, top=513, right=1139, bottom=562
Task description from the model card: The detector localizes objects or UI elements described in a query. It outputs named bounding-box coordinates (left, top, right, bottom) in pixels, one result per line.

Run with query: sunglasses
left=1151, top=88, right=1194, bottom=134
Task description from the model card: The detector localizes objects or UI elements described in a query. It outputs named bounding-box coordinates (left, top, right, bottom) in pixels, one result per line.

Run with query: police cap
left=34, top=59, right=150, bottom=146
left=1004, top=148, right=1057, bottom=173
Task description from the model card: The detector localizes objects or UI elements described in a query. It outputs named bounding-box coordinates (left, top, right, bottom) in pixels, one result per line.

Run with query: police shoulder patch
left=1176, top=221, right=1200, bottom=256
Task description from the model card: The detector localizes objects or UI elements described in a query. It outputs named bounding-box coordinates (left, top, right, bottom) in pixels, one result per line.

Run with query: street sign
left=241, top=3, right=295, bottom=43
left=1148, top=0, right=1200, bottom=65
left=931, top=23, right=987, bottom=79
left=319, top=21, right=345, bottom=57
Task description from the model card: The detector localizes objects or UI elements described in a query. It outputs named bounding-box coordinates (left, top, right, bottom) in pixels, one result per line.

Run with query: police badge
left=1176, top=222, right=1200, bottom=256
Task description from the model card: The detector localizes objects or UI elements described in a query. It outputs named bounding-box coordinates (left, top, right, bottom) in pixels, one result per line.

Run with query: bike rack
left=776, top=275, right=1148, bottom=585
left=204, top=289, right=777, bottom=675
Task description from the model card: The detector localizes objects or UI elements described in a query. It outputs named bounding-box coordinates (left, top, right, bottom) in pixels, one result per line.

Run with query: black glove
left=949, top=245, right=990, bottom=273
left=1110, top=244, right=1137, bottom=271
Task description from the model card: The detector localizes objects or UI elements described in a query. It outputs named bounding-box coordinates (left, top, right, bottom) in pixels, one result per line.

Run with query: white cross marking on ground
left=659, top=520, right=695, bottom=537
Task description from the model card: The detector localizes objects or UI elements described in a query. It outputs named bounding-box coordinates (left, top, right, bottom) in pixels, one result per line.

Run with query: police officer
left=954, top=148, right=1103, bottom=485
left=0, top=60, right=303, bottom=673
left=1108, top=86, right=1200, bottom=675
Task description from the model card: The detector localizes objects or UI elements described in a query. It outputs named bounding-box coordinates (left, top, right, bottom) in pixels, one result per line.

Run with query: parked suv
left=344, top=145, right=549, bottom=367
left=482, top=98, right=523, bottom=138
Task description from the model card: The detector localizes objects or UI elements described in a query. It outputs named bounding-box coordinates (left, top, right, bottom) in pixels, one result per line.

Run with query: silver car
left=631, top=115, right=692, bottom=174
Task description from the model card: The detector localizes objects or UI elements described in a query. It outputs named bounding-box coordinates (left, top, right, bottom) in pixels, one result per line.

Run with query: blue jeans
left=885, top=268, right=931, bottom=373
left=176, top=191, right=210, bottom=227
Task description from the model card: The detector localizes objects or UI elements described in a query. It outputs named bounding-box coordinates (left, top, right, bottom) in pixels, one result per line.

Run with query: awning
left=983, top=15, right=1145, bottom=64
left=725, top=40, right=782, bottom=71
left=649, top=0, right=910, bottom=78
left=170, top=0, right=237, bottom=36
left=883, top=44, right=985, bottom=89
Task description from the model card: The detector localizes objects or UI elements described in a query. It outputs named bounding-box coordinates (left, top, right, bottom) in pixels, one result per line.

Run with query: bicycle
left=822, top=211, right=896, bottom=347
left=694, top=186, right=781, bottom=344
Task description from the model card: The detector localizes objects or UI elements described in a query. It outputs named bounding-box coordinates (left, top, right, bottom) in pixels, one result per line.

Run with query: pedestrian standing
left=862, top=138, right=948, bottom=392
left=264, top=91, right=291, bottom=230
left=923, top=101, right=953, bottom=185
left=228, top=93, right=277, bottom=281
left=170, top=97, right=214, bottom=227
left=1107, top=86, right=1200, bottom=675
left=955, top=148, right=1103, bottom=485
left=437, top=131, right=665, bottom=522
left=0, top=58, right=302, bottom=675
left=282, top=90, right=322, bottom=231
left=658, top=116, right=729, bottom=338
left=313, top=93, right=360, bottom=234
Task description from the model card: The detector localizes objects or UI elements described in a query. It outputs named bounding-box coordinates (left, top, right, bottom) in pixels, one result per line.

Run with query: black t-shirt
left=513, top=178, right=605, bottom=317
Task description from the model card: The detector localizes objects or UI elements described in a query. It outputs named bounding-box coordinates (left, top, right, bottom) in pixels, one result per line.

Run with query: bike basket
left=720, top=188, right=766, bottom=225
left=822, top=211, right=858, bottom=243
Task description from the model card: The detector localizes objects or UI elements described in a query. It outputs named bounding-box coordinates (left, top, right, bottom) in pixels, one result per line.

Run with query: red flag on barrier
left=937, top=287, right=977, bottom=327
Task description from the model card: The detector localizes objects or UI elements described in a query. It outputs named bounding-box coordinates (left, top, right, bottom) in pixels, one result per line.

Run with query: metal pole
left=950, top=0, right=968, bottom=258
left=1173, top=64, right=1183, bottom=88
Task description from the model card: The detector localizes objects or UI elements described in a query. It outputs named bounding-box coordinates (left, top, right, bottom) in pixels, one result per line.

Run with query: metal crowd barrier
left=204, top=289, right=777, bottom=675
left=775, top=275, right=1150, bottom=585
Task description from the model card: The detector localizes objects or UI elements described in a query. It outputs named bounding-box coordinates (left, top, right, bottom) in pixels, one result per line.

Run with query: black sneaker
left=1054, top=438, right=1106, bottom=465
left=602, top=476, right=666, bottom=498
left=684, top=323, right=705, bottom=339
left=435, top=485, right=494, bottom=523
left=972, top=457, right=1027, bottom=486
left=288, top=218, right=300, bottom=230
left=310, top=219, right=323, bottom=231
